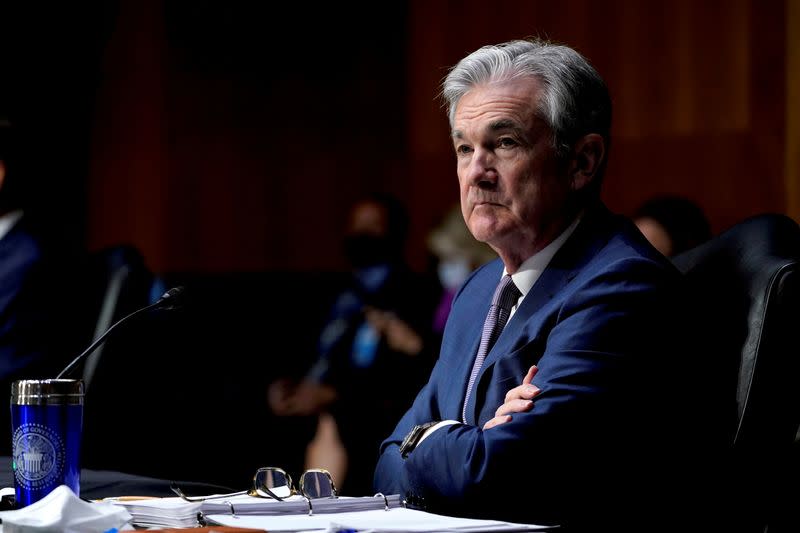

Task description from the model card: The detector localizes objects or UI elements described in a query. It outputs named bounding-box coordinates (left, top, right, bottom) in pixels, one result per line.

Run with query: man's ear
left=568, top=134, right=605, bottom=191
left=0, top=161, right=5, bottom=190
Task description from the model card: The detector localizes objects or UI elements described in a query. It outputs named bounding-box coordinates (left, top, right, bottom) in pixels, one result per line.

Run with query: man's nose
left=465, top=148, right=497, bottom=188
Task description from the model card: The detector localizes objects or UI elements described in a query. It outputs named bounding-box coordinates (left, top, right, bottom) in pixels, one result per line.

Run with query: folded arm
left=374, top=259, right=679, bottom=520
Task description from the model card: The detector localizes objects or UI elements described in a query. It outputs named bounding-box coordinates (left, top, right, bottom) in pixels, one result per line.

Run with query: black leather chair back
left=672, top=213, right=800, bottom=532
left=79, top=244, right=157, bottom=390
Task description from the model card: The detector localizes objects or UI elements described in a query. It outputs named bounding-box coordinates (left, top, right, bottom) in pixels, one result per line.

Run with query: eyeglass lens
left=253, top=468, right=293, bottom=499
left=300, top=470, right=335, bottom=499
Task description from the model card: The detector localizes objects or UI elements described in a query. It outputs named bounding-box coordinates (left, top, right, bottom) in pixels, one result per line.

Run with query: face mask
left=0, top=485, right=131, bottom=531
left=437, top=258, right=471, bottom=290
left=343, top=234, right=392, bottom=268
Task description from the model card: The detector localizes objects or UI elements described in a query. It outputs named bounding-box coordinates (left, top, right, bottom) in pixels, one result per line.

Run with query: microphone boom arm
left=55, top=286, right=184, bottom=379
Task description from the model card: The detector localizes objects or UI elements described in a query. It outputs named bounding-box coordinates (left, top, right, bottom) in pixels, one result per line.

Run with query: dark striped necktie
left=462, top=274, right=521, bottom=423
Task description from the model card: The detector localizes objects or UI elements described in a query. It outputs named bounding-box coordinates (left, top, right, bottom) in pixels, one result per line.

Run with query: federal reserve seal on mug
left=12, top=422, right=65, bottom=491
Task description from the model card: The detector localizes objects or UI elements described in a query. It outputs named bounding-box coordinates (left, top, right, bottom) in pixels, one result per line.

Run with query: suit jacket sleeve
left=374, top=252, right=686, bottom=524
left=371, top=355, right=449, bottom=495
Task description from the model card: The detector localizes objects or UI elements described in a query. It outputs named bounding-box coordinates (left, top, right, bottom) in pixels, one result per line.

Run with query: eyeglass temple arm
left=256, top=485, right=287, bottom=501
left=170, top=482, right=248, bottom=502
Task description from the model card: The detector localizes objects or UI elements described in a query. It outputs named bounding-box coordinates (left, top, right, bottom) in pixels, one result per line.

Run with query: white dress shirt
left=0, top=209, right=23, bottom=242
left=416, top=214, right=583, bottom=444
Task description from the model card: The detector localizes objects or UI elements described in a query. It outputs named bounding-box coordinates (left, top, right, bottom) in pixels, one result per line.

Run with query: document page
left=206, top=506, right=555, bottom=532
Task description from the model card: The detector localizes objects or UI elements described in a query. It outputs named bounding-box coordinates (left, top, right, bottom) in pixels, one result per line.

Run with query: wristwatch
left=399, top=421, right=439, bottom=458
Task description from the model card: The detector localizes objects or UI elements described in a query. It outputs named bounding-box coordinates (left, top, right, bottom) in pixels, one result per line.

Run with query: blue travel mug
left=10, top=379, right=84, bottom=507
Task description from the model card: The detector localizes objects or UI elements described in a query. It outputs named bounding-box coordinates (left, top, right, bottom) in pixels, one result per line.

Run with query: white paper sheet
left=206, top=506, right=554, bottom=532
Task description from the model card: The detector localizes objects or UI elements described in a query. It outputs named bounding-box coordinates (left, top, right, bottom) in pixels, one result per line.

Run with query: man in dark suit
left=373, top=39, right=718, bottom=530
left=0, top=119, right=70, bottom=454
left=0, top=118, right=49, bottom=382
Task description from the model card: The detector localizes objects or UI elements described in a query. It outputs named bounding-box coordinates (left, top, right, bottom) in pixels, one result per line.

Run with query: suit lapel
left=461, top=266, right=574, bottom=424
left=464, top=204, right=617, bottom=424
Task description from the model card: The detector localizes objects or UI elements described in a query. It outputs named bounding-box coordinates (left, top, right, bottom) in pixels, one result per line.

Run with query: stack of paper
left=103, top=493, right=554, bottom=532
left=105, top=497, right=202, bottom=528
left=103, top=493, right=402, bottom=528
left=205, top=507, right=555, bottom=532
left=200, top=492, right=402, bottom=516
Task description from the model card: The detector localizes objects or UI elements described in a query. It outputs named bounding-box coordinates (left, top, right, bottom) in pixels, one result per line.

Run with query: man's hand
left=483, top=365, right=540, bottom=430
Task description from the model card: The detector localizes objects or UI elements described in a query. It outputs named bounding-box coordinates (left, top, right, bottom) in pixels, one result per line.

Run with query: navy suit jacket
left=374, top=203, right=715, bottom=529
left=0, top=217, right=48, bottom=380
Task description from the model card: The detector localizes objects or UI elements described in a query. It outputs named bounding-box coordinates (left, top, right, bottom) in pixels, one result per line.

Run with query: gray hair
left=441, top=39, right=611, bottom=164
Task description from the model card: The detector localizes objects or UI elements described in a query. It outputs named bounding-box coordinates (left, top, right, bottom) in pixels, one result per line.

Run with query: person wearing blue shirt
left=269, top=193, right=439, bottom=497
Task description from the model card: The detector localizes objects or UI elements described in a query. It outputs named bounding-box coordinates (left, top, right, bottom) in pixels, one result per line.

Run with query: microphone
left=153, top=286, right=184, bottom=310
left=55, top=286, right=185, bottom=379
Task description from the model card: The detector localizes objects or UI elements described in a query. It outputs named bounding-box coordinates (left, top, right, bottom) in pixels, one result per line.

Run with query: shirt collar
left=0, top=210, right=24, bottom=241
left=504, top=213, right=583, bottom=297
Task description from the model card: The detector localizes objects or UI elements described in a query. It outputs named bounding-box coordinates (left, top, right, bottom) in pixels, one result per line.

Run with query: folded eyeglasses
left=171, top=466, right=337, bottom=503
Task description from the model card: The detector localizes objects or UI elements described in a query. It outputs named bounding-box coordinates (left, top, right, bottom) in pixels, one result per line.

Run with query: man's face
left=452, top=77, right=573, bottom=263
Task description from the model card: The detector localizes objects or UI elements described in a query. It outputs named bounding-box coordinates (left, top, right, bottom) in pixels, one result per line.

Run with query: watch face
left=400, top=421, right=442, bottom=457
left=401, top=433, right=413, bottom=449
left=400, top=424, right=425, bottom=457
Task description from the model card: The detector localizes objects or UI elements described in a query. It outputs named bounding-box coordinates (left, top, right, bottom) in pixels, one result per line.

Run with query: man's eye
left=498, top=137, right=517, bottom=148
left=455, top=144, right=473, bottom=155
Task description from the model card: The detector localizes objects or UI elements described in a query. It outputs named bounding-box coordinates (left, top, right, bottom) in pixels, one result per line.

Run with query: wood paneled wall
left=87, top=2, right=410, bottom=273
left=84, top=0, right=794, bottom=273
left=405, top=0, right=790, bottom=250
left=788, top=0, right=800, bottom=222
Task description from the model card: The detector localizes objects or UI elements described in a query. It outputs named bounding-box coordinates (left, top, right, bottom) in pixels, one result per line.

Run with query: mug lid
left=11, top=379, right=85, bottom=401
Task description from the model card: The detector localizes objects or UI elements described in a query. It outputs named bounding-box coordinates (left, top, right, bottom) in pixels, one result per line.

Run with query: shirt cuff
left=417, top=419, right=460, bottom=446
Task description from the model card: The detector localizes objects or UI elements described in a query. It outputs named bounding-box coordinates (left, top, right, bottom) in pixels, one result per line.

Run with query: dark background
left=2, top=0, right=795, bottom=275
left=0, top=0, right=797, bottom=490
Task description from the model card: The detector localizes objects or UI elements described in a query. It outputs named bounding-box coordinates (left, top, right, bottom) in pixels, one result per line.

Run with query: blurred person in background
left=0, top=117, right=50, bottom=379
left=633, top=195, right=712, bottom=257
left=268, top=193, right=439, bottom=496
left=0, top=116, right=66, bottom=452
left=427, top=204, right=497, bottom=336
